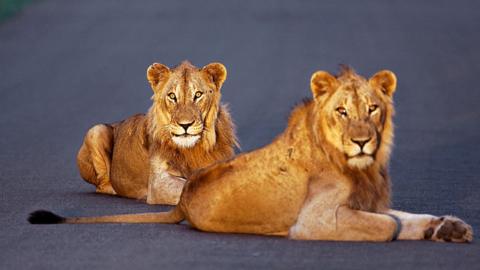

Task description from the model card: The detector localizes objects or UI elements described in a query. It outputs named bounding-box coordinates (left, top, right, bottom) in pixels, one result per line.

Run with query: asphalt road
left=1, top=0, right=479, bottom=269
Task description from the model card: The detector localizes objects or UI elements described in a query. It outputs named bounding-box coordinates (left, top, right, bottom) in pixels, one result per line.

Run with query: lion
left=75, top=61, right=238, bottom=205
left=30, top=67, right=473, bottom=243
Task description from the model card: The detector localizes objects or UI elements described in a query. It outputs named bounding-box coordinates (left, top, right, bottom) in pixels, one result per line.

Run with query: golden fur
left=76, top=61, right=238, bottom=205
left=38, top=67, right=472, bottom=243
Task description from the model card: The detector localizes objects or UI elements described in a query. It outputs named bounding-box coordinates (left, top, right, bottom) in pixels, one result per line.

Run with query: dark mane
left=336, top=65, right=366, bottom=87
left=300, top=97, right=313, bottom=106
left=338, top=64, right=355, bottom=77
left=173, top=60, right=196, bottom=72
left=290, top=97, right=312, bottom=113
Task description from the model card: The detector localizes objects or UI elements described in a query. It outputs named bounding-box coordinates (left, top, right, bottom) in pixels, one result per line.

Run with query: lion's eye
left=194, top=91, right=203, bottom=100
left=167, top=93, right=177, bottom=102
left=336, top=107, right=348, bottom=117
left=368, top=105, right=378, bottom=114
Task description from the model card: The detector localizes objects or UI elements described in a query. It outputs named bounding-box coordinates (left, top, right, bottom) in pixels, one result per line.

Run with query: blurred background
left=0, top=0, right=30, bottom=20
left=1, top=1, right=479, bottom=269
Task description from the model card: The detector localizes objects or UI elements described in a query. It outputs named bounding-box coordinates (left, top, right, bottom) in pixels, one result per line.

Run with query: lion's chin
left=171, top=135, right=201, bottom=148
left=347, top=155, right=374, bottom=169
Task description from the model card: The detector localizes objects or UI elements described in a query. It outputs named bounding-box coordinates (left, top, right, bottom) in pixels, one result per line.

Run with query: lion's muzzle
left=168, top=105, right=205, bottom=148
left=170, top=118, right=204, bottom=148
left=344, top=124, right=378, bottom=169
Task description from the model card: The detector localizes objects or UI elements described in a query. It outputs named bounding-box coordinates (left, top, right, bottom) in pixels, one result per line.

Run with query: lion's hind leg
left=77, top=124, right=116, bottom=195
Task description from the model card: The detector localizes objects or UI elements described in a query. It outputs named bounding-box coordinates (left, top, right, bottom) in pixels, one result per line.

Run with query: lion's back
left=110, top=114, right=150, bottom=197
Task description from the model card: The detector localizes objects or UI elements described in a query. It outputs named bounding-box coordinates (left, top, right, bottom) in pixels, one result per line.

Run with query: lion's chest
left=161, top=150, right=223, bottom=178
left=346, top=171, right=391, bottom=212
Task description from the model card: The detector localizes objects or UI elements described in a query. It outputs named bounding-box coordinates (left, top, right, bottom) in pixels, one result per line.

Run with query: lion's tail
left=28, top=207, right=185, bottom=224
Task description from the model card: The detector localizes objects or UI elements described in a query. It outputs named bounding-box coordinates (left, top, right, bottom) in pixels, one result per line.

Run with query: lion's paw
left=424, top=216, right=473, bottom=243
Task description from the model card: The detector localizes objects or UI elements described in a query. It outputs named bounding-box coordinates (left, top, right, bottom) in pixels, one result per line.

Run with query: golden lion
left=31, top=67, right=472, bottom=243
left=76, top=61, right=238, bottom=205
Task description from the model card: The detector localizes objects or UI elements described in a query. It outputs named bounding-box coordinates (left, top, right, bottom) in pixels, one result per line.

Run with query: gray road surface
left=0, top=0, right=479, bottom=269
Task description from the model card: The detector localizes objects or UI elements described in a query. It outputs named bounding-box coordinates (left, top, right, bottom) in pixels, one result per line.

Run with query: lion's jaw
left=347, top=155, right=374, bottom=169
left=171, top=134, right=201, bottom=148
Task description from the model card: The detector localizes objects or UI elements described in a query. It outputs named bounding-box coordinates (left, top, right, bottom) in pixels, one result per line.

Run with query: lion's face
left=147, top=61, right=227, bottom=148
left=310, top=67, right=397, bottom=169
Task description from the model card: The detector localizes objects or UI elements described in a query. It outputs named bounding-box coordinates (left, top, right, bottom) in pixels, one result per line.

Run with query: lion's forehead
left=186, top=76, right=210, bottom=93
left=164, top=71, right=210, bottom=98
left=322, top=86, right=385, bottom=132
left=331, top=85, right=383, bottom=111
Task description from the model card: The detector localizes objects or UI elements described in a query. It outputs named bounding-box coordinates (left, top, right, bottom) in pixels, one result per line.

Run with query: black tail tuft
left=28, top=210, right=66, bottom=224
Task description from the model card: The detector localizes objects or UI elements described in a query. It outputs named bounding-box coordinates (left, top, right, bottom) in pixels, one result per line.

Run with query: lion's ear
left=310, top=71, right=337, bottom=98
left=147, top=63, right=170, bottom=91
left=369, top=70, right=397, bottom=97
left=202, top=62, right=227, bottom=90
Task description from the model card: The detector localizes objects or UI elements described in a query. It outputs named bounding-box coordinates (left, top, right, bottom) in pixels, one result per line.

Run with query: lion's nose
left=351, top=137, right=371, bottom=149
left=179, top=121, right=194, bottom=132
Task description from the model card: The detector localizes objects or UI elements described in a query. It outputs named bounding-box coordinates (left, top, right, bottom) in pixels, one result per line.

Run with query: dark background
left=0, top=0, right=479, bottom=269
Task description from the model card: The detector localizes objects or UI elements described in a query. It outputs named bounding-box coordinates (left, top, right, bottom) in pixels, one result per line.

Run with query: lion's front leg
left=146, top=157, right=186, bottom=205
left=288, top=179, right=399, bottom=242
left=385, top=210, right=473, bottom=243
left=146, top=173, right=186, bottom=205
